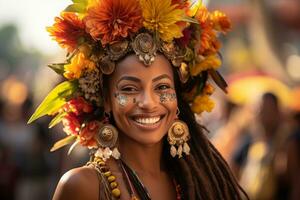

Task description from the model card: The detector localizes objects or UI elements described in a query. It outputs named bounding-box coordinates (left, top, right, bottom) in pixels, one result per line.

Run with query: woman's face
left=106, top=54, right=178, bottom=145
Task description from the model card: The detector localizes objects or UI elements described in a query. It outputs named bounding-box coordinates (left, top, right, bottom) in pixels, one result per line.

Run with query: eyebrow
left=117, top=76, right=141, bottom=85
left=117, top=74, right=172, bottom=85
left=152, top=74, right=172, bottom=82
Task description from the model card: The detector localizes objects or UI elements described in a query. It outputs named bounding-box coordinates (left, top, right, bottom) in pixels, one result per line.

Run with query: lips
left=134, top=116, right=161, bottom=124
left=130, top=114, right=165, bottom=130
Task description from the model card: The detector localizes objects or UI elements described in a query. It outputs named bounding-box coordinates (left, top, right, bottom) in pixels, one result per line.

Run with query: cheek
left=112, top=92, right=138, bottom=108
left=158, top=92, right=178, bottom=117
left=111, top=93, right=136, bottom=120
left=162, top=99, right=178, bottom=119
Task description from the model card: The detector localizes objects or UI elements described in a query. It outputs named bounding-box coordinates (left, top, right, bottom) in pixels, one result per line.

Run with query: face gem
left=159, top=93, right=177, bottom=103
left=114, top=93, right=129, bottom=106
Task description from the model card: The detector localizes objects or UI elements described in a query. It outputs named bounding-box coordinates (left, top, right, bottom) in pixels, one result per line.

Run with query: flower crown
left=28, top=0, right=231, bottom=152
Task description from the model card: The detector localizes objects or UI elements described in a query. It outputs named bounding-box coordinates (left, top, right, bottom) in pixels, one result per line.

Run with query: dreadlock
left=102, top=56, right=248, bottom=199
left=167, top=69, right=249, bottom=200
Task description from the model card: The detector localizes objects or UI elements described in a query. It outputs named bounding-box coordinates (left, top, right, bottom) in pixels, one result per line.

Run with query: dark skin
left=52, top=55, right=178, bottom=200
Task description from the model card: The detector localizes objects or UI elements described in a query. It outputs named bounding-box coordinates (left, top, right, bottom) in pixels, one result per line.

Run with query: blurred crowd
left=1, top=0, right=300, bottom=199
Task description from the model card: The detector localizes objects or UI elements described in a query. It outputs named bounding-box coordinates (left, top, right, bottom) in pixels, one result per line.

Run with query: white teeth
left=134, top=117, right=160, bottom=124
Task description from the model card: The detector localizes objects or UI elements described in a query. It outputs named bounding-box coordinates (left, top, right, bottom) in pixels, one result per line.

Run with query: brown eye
left=121, top=86, right=138, bottom=92
left=156, top=84, right=171, bottom=91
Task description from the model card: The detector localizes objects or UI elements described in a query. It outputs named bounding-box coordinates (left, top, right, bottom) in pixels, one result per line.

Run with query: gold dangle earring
left=167, top=108, right=190, bottom=158
left=95, top=112, right=121, bottom=161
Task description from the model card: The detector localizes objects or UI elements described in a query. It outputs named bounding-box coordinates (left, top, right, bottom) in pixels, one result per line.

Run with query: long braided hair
left=164, top=69, right=249, bottom=200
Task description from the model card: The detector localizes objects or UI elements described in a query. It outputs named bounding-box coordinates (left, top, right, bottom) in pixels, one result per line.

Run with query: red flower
left=79, top=121, right=100, bottom=148
left=62, top=112, right=81, bottom=135
left=47, top=12, right=87, bottom=52
left=64, top=97, right=93, bottom=116
left=176, top=28, right=192, bottom=47
left=84, top=0, right=143, bottom=45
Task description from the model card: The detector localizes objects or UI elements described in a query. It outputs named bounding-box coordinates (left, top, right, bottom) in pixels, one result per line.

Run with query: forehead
left=111, top=54, right=174, bottom=83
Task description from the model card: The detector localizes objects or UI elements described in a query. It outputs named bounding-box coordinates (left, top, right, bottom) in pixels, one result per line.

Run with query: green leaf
left=64, top=3, right=87, bottom=13
left=182, top=16, right=199, bottom=24
left=28, top=81, right=78, bottom=124
left=48, top=63, right=66, bottom=75
left=72, top=0, right=88, bottom=4
left=49, top=111, right=67, bottom=128
left=50, top=135, right=77, bottom=152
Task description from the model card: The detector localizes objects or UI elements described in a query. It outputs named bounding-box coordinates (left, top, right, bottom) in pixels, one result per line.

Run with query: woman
left=29, top=0, right=248, bottom=199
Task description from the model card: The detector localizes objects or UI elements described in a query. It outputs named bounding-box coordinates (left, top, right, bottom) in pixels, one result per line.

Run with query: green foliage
left=49, top=111, right=67, bottom=128
left=182, top=16, right=199, bottom=24
left=50, top=135, right=77, bottom=152
left=64, top=0, right=89, bottom=13
left=28, top=81, right=78, bottom=124
left=48, top=63, right=65, bottom=75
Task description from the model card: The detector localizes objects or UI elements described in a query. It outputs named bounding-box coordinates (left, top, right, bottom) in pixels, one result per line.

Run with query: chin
left=120, top=127, right=167, bottom=146
left=133, top=133, right=166, bottom=146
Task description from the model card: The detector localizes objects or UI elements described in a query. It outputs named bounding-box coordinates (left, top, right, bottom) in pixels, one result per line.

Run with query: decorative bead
left=104, top=171, right=112, bottom=177
left=183, top=142, right=190, bottom=155
left=98, top=161, right=105, bottom=166
left=177, top=145, right=183, bottom=158
left=131, top=196, right=139, bottom=200
left=110, top=182, right=118, bottom=189
left=107, top=175, right=116, bottom=182
left=100, top=166, right=109, bottom=172
left=112, top=147, right=121, bottom=159
left=170, top=145, right=177, bottom=158
left=112, top=188, right=121, bottom=197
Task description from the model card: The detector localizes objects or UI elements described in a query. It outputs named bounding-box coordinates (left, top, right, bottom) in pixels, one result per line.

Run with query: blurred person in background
left=0, top=78, right=53, bottom=200
left=0, top=98, right=18, bottom=200
left=285, top=111, right=300, bottom=200
left=282, top=88, right=300, bottom=200
left=232, top=92, right=289, bottom=200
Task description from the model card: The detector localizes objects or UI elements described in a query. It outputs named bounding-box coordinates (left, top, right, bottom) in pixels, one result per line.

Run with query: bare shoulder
left=52, top=166, right=99, bottom=200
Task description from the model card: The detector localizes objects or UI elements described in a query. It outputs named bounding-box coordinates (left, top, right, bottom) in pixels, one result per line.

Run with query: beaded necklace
left=88, top=155, right=182, bottom=200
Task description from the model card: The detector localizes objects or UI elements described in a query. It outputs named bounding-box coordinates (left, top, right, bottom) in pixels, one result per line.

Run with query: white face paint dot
left=115, top=93, right=128, bottom=106
left=159, top=93, right=177, bottom=103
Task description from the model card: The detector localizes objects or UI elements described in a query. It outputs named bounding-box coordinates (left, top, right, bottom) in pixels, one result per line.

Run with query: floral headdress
left=28, top=0, right=231, bottom=152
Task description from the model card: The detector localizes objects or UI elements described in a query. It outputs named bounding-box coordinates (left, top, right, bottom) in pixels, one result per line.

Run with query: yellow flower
left=64, top=52, right=95, bottom=80
left=191, top=95, right=215, bottom=114
left=140, top=0, right=185, bottom=42
left=190, top=54, right=221, bottom=76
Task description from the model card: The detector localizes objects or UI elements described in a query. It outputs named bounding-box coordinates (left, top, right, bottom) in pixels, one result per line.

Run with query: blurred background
left=0, top=0, right=299, bottom=199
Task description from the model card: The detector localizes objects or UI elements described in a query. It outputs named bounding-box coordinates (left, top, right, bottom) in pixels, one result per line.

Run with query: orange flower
left=195, top=25, right=217, bottom=54
left=47, top=12, right=86, bottom=53
left=84, top=0, right=143, bottom=45
left=203, top=84, right=215, bottom=95
left=195, top=5, right=210, bottom=25
left=172, top=0, right=190, bottom=10
left=210, top=11, right=231, bottom=33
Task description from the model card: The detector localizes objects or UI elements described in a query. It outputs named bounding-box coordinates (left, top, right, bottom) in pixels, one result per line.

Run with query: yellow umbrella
left=227, top=74, right=292, bottom=106
left=290, top=87, right=300, bottom=111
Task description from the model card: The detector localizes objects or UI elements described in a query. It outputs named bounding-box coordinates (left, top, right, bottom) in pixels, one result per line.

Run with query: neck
left=118, top=134, right=166, bottom=177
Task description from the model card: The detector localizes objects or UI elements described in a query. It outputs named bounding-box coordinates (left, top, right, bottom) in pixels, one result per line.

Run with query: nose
left=137, top=90, right=158, bottom=110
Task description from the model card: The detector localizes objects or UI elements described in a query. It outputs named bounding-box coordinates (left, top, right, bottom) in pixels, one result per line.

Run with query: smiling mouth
left=131, top=115, right=165, bottom=125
